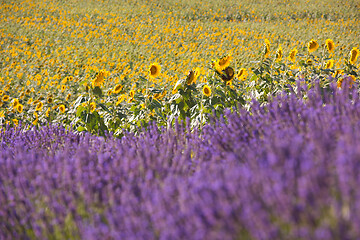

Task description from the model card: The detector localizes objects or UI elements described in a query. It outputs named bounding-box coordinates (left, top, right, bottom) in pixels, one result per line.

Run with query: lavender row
left=1, top=81, right=360, bottom=239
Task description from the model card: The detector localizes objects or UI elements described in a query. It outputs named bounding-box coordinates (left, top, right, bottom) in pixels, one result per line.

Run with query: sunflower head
left=288, top=48, right=298, bottom=62
left=275, top=45, right=283, bottom=62
left=186, top=67, right=200, bottom=85
left=238, top=68, right=248, bottom=81
left=17, top=104, right=23, bottom=113
left=149, top=63, right=161, bottom=78
left=325, top=59, right=334, bottom=69
left=349, top=47, right=359, bottom=65
left=92, top=69, right=109, bottom=88
left=12, top=98, right=19, bottom=108
left=59, top=104, right=66, bottom=113
left=217, top=54, right=232, bottom=71
left=35, top=101, right=43, bottom=111
left=90, top=102, right=96, bottom=113
left=307, top=39, right=319, bottom=53
left=113, top=84, right=123, bottom=94
left=2, top=95, right=9, bottom=102
left=220, top=66, right=235, bottom=82
left=325, top=39, right=335, bottom=53
left=202, top=84, right=211, bottom=97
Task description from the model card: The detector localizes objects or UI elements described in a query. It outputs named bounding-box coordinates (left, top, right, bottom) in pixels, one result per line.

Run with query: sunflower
left=61, top=85, right=66, bottom=92
left=17, top=104, right=23, bottom=113
left=217, top=54, right=232, bottom=70
left=186, top=68, right=200, bottom=85
left=221, top=66, right=235, bottom=82
left=45, top=107, right=50, bottom=117
left=33, top=112, right=38, bottom=125
left=307, top=39, right=319, bottom=53
left=59, top=104, right=66, bottom=113
left=325, top=39, right=335, bottom=53
left=12, top=98, right=19, bottom=108
left=129, top=90, right=135, bottom=98
left=65, top=93, right=71, bottom=101
left=113, top=84, right=123, bottom=94
left=202, top=85, right=211, bottom=97
left=238, top=68, right=248, bottom=81
left=92, top=69, right=108, bottom=87
left=90, top=102, right=96, bottom=113
left=12, top=119, right=18, bottom=126
left=116, top=94, right=126, bottom=106
left=275, top=45, right=283, bottom=62
left=335, top=69, right=344, bottom=77
left=306, top=59, right=313, bottom=66
left=264, top=39, right=271, bottom=58
left=325, top=59, right=334, bottom=69
left=35, top=101, right=43, bottom=111
left=47, top=96, right=53, bottom=104
left=149, top=63, right=161, bottom=78
left=212, top=60, right=223, bottom=73
left=2, top=95, right=9, bottom=102
left=349, top=47, right=359, bottom=65
left=288, top=48, right=298, bottom=62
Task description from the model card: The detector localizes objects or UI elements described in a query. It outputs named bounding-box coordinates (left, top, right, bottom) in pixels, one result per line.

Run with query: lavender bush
left=1, top=80, right=360, bottom=239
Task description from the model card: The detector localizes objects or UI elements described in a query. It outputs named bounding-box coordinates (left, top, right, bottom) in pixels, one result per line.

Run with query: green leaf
left=98, top=103, right=112, bottom=114
left=77, top=126, right=86, bottom=132
left=76, top=105, right=86, bottom=118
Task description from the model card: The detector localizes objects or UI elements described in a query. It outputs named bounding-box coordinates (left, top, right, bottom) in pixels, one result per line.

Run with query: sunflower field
left=1, top=0, right=360, bottom=239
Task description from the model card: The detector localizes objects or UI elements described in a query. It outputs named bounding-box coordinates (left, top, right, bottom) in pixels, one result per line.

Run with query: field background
left=0, top=0, right=359, bottom=133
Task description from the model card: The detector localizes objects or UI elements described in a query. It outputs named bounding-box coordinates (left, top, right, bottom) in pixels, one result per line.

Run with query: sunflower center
left=150, top=66, right=157, bottom=75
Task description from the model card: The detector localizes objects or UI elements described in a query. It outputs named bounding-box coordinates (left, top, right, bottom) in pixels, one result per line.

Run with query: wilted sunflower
left=221, top=66, right=235, bottom=82
left=325, top=39, right=335, bottom=53
left=113, top=84, right=123, bottom=94
left=59, top=104, right=66, bottom=113
left=238, top=68, right=248, bottom=81
left=264, top=39, right=271, bottom=58
left=217, top=54, right=232, bottom=70
left=288, top=48, right=298, bottom=62
left=275, top=45, right=283, bottom=62
left=307, top=39, right=319, bottom=53
left=202, top=85, right=211, bottom=97
left=149, top=63, right=161, bottom=78
left=349, top=47, right=359, bottom=65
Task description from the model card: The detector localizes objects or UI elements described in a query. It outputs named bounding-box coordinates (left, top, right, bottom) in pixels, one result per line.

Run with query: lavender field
left=1, top=79, right=360, bottom=239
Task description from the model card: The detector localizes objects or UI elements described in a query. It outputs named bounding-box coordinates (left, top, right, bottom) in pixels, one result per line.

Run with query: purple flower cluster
left=1, top=82, right=360, bottom=239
